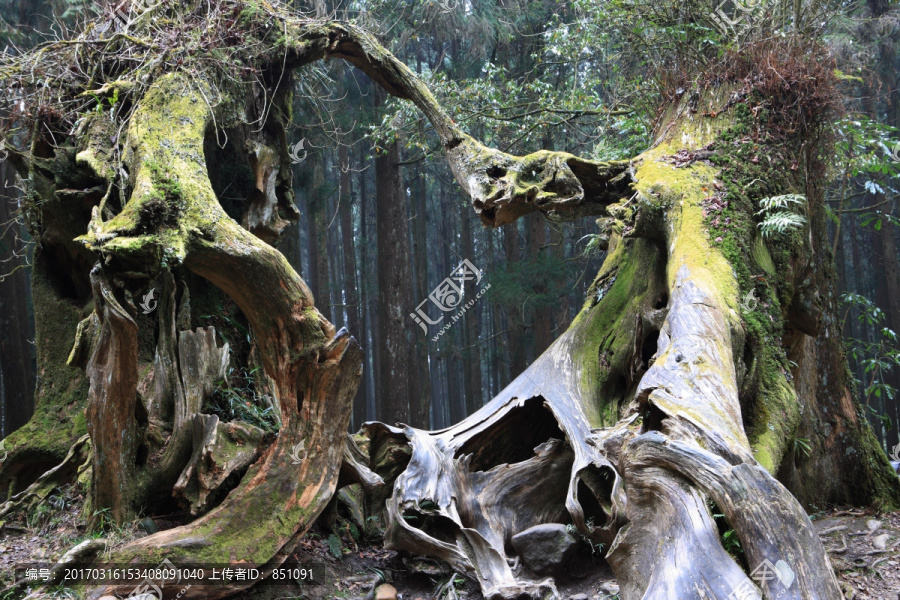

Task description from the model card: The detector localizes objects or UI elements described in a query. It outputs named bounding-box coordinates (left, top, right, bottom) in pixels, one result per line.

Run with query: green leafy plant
left=842, top=292, right=900, bottom=409
left=90, top=88, right=120, bottom=119
left=577, top=233, right=609, bottom=258
left=23, top=485, right=77, bottom=531
left=434, top=572, right=465, bottom=600
left=326, top=533, right=343, bottom=558
left=91, top=507, right=115, bottom=535
left=722, top=528, right=743, bottom=554
left=26, top=501, right=53, bottom=529
left=205, top=367, right=279, bottom=432
left=108, top=88, right=120, bottom=111
left=565, top=521, right=606, bottom=555
left=756, top=194, right=807, bottom=238
left=709, top=499, right=745, bottom=559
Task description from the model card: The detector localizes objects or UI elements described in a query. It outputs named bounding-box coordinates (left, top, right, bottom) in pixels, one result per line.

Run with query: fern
left=757, top=193, right=806, bottom=212
left=758, top=212, right=806, bottom=237
left=757, top=194, right=807, bottom=238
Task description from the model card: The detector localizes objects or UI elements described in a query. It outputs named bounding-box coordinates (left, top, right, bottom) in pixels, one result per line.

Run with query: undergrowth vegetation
left=204, top=367, right=280, bottom=432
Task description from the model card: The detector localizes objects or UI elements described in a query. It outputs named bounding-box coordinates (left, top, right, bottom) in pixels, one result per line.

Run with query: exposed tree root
left=0, top=434, right=90, bottom=519
left=361, top=91, right=850, bottom=599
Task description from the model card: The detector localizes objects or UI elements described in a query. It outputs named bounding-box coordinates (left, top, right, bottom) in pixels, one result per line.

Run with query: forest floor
left=813, top=508, right=900, bottom=600
left=0, top=494, right=898, bottom=600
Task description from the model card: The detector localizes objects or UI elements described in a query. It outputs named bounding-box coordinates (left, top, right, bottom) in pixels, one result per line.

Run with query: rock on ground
left=511, top=523, right=579, bottom=576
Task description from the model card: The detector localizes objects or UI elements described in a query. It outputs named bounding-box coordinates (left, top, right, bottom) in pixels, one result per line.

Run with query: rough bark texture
left=173, top=414, right=266, bottom=515
left=84, top=264, right=141, bottom=526
left=375, top=137, right=416, bottom=426
left=338, top=143, right=365, bottom=423
left=307, top=149, right=331, bottom=320
left=461, top=203, right=483, bottom=414
left=313, top=24, right=896, bottom=598
left=0, top=160, right=35, bottom=439
left=0, top=162, right=92, bottom=496
left=69, top=71, right=362, bottom=597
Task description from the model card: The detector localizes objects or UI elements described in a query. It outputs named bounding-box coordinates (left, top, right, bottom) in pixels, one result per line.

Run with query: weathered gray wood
left=174, top=414, right=267, bottom=515
left=339, top=433, right=385, bottom=494
left=367, top=108, right=843, bottom=600
left=627, top=432, right=842, bottom=600
left=368, top=329, right=625, bottom=599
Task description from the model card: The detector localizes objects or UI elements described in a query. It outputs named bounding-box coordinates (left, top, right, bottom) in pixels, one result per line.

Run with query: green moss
left=699, top=101, right=809, bottom=472
left=77, top=72, right=218, bottom=269
left=571, top=236, right=666, bottom=427
left=237, top=1, right=264, bottom=29
left=74, top=112, right=119, bottom=181
left=561, top=87, right=813, bottom=468
left=0, top=261, right=89, bottom=489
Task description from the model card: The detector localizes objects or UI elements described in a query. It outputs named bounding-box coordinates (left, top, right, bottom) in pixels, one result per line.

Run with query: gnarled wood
left=76, top=71, right=363, bottom=599
left=173, top=414, right=267, bottom=515
left=340, top=433, right=385, bottom=494
left=85, top=264, right=141, bottom=526
left=363, top=88, right=859, bottom=600
left=0, top=434, right=91, bottom=519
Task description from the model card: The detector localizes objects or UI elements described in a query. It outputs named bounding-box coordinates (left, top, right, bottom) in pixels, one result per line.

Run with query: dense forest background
left=1, top=0, right=898, bottom=454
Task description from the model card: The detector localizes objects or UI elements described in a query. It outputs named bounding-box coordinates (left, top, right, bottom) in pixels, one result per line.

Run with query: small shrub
left=326, top=533, right=343, bottom=558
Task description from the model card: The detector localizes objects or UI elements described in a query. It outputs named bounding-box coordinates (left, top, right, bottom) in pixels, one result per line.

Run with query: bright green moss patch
left=572, top=236, right=667, bottom=428
left=703, top=101, right=808, bottom=472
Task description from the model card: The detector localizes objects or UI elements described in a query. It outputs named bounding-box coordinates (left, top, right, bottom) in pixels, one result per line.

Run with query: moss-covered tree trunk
left=366, top=80, right=900, bottom=600
left=1, top=4, right=897, bottom=600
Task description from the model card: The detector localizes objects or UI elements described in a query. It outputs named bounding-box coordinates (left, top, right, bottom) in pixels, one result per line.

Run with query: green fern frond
left=759, top=212, right=806, bottom=237
left=756, top=194, right=807, bottom=213
left=756, top=194, right=807, bottom=238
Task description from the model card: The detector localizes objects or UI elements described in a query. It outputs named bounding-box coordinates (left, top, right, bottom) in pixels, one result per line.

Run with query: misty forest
left=1, top=0, right=900, bottom=599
